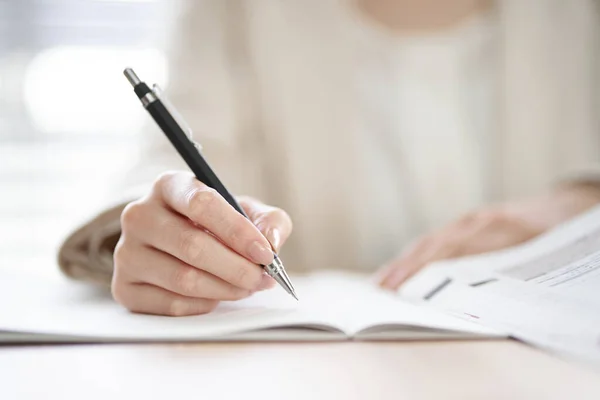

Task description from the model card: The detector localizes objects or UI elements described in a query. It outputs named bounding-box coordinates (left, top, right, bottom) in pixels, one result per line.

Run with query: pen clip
left=151, top=84, right=203, bottom=152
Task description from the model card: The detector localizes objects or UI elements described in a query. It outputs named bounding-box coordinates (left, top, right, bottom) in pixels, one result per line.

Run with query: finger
left=373, top=239, right=420, bottom=285
left=381, top=214, right=506, bottom=289
left=112, top=281, right=219, bottom=316
left=117, top=243, right=266, bottom=300
left=377, top=238, right=436, bottom=290
left=238, top=196, right=293, bottom=252
left=378, top=232, right=464, bottom=290
left=156, top=172, right=274, bottom=266
left=129, top=203, right=267, bottom=291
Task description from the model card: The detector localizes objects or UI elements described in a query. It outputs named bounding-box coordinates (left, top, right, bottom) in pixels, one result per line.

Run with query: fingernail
left=257, top=274, right=276, bottom=291
left=267, top=228, right=281, bottom=251
left=248, top=241, right=274, bottom=265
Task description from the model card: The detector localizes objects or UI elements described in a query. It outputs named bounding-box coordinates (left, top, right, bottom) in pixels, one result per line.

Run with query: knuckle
left=167, top=299, right=190, bottom=317
left=159, top=216, right=181, bottom=238
left=111, top=279, right=130, bottom=306
left=113, top=238, right=137, bottom=270
left=223, top=217, right=250, bottom=246
left=231, top=266, right=261, bottom=290
left=120, top=201, right=146, bottom=231
left=188, top=187, right=219, bottom=219
left=264, top=208, right=293, bottom=230
left=113, top=239, right=127, bottom=268
left=274, top=208, right=292, bottom=226
left=179, top=230, right=206, bottom=265
left=234, top=266, right=250, bottom=287
left=154, top=171, right=177, bottom=189
left=171, top=267, right=198, bottom=296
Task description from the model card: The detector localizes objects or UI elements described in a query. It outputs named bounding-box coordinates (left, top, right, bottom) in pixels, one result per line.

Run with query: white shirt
left=352, top=11, right=496, bottom=238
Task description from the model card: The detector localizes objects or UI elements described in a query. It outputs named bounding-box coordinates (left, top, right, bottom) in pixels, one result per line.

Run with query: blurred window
left=0, top=0, right=177, bottom=276
left=0, top=0, right=173, bottom=141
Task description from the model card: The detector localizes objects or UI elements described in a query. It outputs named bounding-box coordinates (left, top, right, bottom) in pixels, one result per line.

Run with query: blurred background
left=1, top=0, right=599, bottom=280
left=0, top=0, right=175, bottom=278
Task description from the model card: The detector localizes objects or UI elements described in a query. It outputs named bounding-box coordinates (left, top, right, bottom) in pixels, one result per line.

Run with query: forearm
left=504, top=179, right=600, bottom=234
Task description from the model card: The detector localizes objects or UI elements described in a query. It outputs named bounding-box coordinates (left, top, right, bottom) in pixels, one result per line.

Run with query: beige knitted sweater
left=58, top=1, right=600, bottom=286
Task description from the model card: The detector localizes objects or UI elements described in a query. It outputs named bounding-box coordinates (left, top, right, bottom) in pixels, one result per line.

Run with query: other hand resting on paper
left=377, top=183, right=600, bottom=290
left=112, top=171, right=292, bottom=316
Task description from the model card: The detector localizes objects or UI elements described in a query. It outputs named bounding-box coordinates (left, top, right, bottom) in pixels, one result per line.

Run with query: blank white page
left=0, top=272, right=324, bottom=341
left=0, top=270, right=497, bottom=341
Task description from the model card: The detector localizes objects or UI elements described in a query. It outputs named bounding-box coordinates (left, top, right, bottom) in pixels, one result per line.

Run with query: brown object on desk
left=2, top=340, right=600, bottom=399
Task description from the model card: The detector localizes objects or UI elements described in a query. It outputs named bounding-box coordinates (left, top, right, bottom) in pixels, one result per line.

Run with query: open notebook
left=0, top=271, right=503, bottom=343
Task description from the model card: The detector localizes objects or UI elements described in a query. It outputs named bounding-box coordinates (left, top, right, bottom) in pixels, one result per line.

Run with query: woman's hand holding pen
left=112, top=171, right=293, bottom=316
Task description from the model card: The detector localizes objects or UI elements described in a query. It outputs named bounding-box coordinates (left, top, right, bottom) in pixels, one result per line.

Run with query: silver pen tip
left=265, top=258, right=298, bottom=301
left=123, top=67, right=141, bottom=87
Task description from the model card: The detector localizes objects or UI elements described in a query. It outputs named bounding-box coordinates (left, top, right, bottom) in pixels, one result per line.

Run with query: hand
left=112, top=171, right=293, bottom=316
left=377, top=183, right=600, bottom=290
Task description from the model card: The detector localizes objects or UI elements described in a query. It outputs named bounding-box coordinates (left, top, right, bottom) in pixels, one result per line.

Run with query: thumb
left=237, top=196, right=293, bottom=253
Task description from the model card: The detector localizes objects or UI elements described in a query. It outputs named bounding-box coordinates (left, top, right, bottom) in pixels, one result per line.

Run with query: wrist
left=507, top=183, right=600, bottom=233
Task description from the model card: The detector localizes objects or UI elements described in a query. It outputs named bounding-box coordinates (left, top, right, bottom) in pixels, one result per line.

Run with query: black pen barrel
left=145, top=100, right=248, bottom=219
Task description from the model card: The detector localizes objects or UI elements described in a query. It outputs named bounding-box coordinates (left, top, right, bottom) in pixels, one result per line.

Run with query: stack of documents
left=402, top=205, right=600, bottom=367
